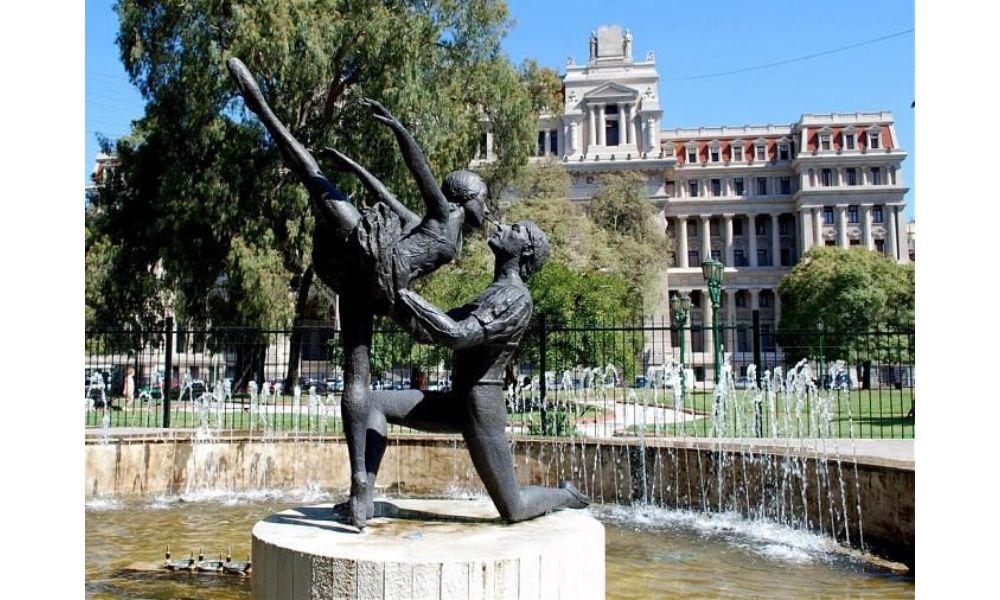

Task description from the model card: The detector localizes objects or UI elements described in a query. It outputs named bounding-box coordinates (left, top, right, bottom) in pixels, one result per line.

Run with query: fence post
left=162, top=317, right=174, bottom=429
left=538, top=314, right=548, bottom=436
left=751, top=310, right=762, bottom=436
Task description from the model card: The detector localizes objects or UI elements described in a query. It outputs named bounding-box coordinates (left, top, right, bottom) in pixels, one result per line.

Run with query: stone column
left=700, top=215, right=712, bottom=265
left=887, top=205, right=899, bottom=261
left=813, top=208, right=824, bottom=248
left=628, top=104, right=637, bottom=146
left=770, top=213, right=781, bottom=267
left=725, top=289, right=738, bottom=355
left=588, top=105, right=596, bottom=148
left=774, top=289, right=782, bottom=324
left=597, top=104, right=606, bottom=146
left=646, top=117, right=656, bottom=152
left=862, top=204, right=874, bottom=250
left=543, top=130, right=551, bottom=156
left=677, top=216, right=689, bottom=268
left=723, top=214, right=734, bottom=266
left=800, top=207, right=813, bottom=253
left=896, top=208, right=909, bottom=263
left=748, top=214, right=759, bottom=267
left=836, top=205, right=848, bottom=248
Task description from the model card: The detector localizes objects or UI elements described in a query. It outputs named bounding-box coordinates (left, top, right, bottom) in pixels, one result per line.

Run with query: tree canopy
left=86, top=0, right=534, bottom=332
left=777, top=247, right=915, bottom=376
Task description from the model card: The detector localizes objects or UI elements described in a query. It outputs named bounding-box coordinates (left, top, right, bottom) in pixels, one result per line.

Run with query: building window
left=734, top=177, right=745, bottom=196
left=666, top=180, right=676, bottom=196
left=757, top=249, right=768, bottom=266
left=848, top=205, right=859, bottom=224
left=819, top=134, right=831, bottom=151
left=759, top=293, right=770, bottom=308
left=710, top=218, right=720, bottom=237
left=479, top=133, right=488, bottom=158
left=687, top=148, right=697, bottom=164
left=536, top=131, right=545, bottom=156
left=710, top=144, right=720, bottom=162
left=873, top=206, right=884, bottom=223
left=734, top=249, right=746, bottom=266
left=755, top=143, right=767, bottom=161
left=821, top=169, right=833, bottom=187
left=711, top=179, right=722, bottom=196
left=733, top=219, right=743, bottom=236
left=779, top=144, right=789, bottom=161
left=875, top=239, right=885, bottom=253
left=756, top=177, right=767, bottom=196
left=732, top=144, right=744, bottom=162
left=755, top=218, right=766, bottom=235
left=687, top=221, right=697, bottom=237
left=549, top=129, right=558, bottom=155
left=844, top=133, right=855, bottom=150
left=735, top=292, right=747, bottom=307
left=781, top=248, right=792, bottom=266
left=825, top=240, right=836, bottom=247
left=711, top=249, right=721, bottom=261
left=849, top=239, right=860, bottom=246
left=780, top=177, right=791, bottom=195
left=823, top=207, right=834, bottom=225
left=868, top=130, right=881, bottom=149
left=779, top=219, right=791, bottom=235
left=688, top=250, right=700, bottom=265
left=586, top=176, right=595, bottom=184
left=688, top=180, right=699, bottom=197
left=870, top=167, right=881, bottom=185
left=846, top=168, right=857, bottom=186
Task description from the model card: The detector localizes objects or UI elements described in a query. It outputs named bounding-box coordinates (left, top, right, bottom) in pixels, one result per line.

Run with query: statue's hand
left=359, top=98, right=403, bottom=129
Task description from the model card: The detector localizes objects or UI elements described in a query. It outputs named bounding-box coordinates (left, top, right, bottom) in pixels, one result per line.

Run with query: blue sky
left=85, top=0, right=914, bottom=218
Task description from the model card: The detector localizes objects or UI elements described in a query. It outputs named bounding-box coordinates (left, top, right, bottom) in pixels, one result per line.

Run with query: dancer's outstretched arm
left=360, top=99, right=450, bottom=221
left=395, top=289, right=485, bottom=350
left=325, top=146, right=419, bottom=227
left=227, top=58, right=357, bottom=238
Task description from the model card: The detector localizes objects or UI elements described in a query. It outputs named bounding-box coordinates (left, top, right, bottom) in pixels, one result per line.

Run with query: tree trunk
left=860, top=360, right=872, bottom=390
left=233, top=334, right=267, bottom=394
left=284, top=266, right=315, bottom=391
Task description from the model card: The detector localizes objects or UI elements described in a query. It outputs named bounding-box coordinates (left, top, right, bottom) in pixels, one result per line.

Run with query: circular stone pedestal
left=251, top=499, right=604, bottom=600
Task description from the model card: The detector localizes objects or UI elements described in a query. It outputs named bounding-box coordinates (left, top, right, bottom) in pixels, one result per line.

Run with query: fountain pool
left=85, top=489, right=913, bottom=598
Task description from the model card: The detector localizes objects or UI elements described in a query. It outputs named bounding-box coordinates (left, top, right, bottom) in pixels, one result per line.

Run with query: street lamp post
left=670, top=293, right=691, bottom=393
left=701, top=257, right=725, bottom=390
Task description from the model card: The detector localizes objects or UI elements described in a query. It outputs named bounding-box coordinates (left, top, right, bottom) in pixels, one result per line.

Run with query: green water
left=85, top=491, right=913, bottom=599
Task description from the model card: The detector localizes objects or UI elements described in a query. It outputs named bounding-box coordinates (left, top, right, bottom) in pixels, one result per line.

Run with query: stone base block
left=251, top=499, right=604, bottom=600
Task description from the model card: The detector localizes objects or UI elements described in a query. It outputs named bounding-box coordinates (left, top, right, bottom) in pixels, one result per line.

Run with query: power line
left=664, top=28, right=913, bottom=82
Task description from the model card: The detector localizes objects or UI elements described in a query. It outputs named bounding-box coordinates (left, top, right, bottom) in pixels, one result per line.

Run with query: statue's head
left=488, top=221, right=550, bottom=279
left=442, top=170, right=488, bottom=228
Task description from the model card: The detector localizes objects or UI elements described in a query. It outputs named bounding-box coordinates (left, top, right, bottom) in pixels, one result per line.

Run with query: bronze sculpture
left=227, top=57, right=587, bottom=528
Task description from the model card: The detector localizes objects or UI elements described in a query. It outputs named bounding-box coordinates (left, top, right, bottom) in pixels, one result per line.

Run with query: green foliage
left=520, top=59, right=564, bottom=115
left=588, top=172, right=672, bottom=311
left=777, top=247, right=915, bottom=364
left=88, top=0, right=534, bottom=331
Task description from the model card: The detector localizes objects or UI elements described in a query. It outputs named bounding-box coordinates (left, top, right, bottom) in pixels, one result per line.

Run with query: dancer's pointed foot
left=560, top=480, right=590, bottom=509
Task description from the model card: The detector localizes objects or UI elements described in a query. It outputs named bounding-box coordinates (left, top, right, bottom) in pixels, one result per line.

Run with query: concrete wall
left=85, top=433, right=912, bottom=567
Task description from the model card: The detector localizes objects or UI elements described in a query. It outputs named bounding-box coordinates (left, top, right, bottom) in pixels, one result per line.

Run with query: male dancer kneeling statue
left=365, top=221, right=589, bottom=522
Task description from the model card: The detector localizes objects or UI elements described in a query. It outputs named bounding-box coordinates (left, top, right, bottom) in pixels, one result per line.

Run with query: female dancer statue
left=227, top=57, right=487, bottom=528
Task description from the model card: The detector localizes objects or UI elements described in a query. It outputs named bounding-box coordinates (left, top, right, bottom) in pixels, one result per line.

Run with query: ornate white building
left=482, top=25, right=911, bottom=374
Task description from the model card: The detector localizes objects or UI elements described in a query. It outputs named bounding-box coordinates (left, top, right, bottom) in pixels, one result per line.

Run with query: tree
left=777, top=247, right=914, bottom=388
left=520, top=59, right=563, bottom=115
left=88, top=0, right=535, bottom=388
left=588, top=171, right=672, bottom=311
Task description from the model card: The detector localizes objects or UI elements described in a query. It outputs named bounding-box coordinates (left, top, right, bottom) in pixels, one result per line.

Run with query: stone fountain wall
left=85, top=433, right=913, bottom=567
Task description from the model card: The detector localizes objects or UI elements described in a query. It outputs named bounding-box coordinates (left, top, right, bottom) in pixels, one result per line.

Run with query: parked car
left=633, top=376, right=649, bottom=389
left=734, top=376, right=751, bottom=390
left=326, top=378, right=344, bottom=392
left=300, top=377, right=328, bottom=394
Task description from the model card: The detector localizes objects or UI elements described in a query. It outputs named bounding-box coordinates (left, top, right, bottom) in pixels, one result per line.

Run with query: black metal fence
left=84, top=314, right=914, bottom=439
